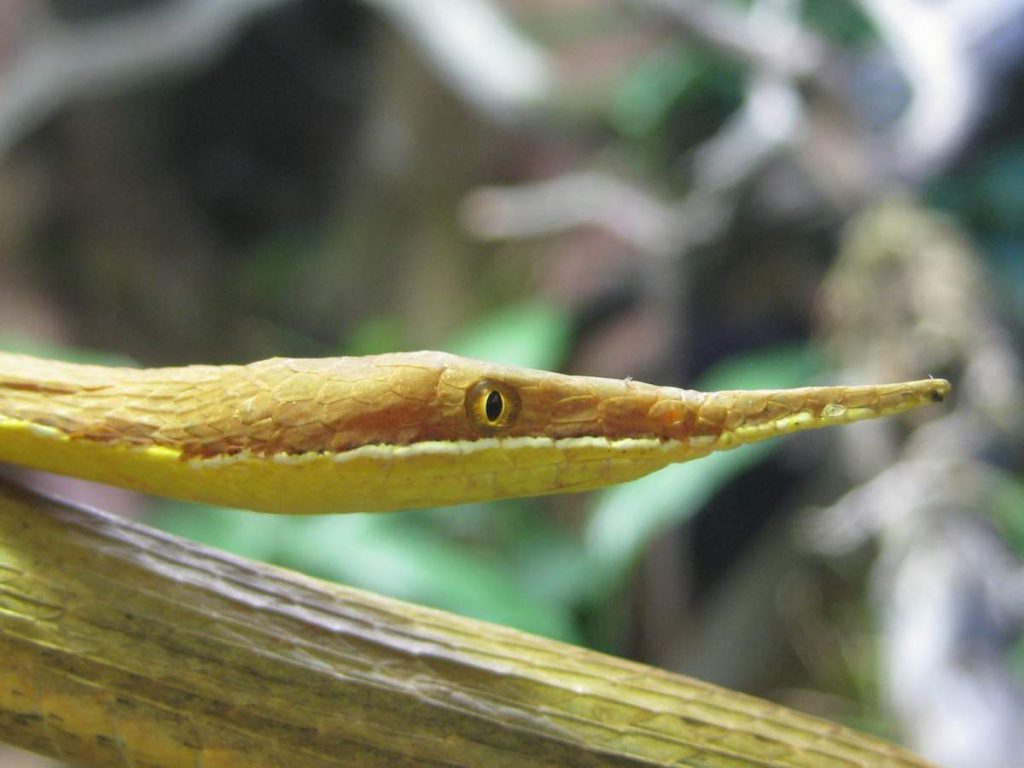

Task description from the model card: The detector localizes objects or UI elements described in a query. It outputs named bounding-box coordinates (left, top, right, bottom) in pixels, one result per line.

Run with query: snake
left=0, top=350, right=949, bottom=514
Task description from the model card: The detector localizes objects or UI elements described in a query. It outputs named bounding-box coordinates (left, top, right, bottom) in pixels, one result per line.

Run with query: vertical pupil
left=485, top=390, right=504, bottom=422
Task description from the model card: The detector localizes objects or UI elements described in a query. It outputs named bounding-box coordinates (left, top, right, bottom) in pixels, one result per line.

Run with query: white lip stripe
left=0, top=415, right=711, bottom=468
left=187, top=435, right=701, bottom=468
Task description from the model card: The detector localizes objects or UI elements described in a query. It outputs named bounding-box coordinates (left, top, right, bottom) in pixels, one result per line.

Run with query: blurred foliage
left=611, top=44, right=743, bottom=153
left=929, top=140, right=1024, bottom=322
left=2, top=1, right=1024, bottom=760
left=447, top=300, right=573, bottom=369
left=800, top=0, right=875, bottom=45
left=992, top=471, right=1024, bottom=562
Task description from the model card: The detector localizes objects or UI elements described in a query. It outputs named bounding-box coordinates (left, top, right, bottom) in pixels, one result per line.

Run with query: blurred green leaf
left=419, top=499, right=598, bottom=626
left=610, top=42, right=742, bottom=163
left=344, top=316, right=408, bottom=357
left=154, top=505, right=294, bottom=562
left=991, top=471, right=1024, bottom=685
left=240, top=229, right=315, bottom=303
left=154, top=504, right=579, bottom=642
left=448, top=300, right=572, bottom=369
left=696, top=343, right=825, bottom=391
left=585, top=443, right=776, bottom=599
left=610, top=45, right=710, bottom=139
left=990, top=469, right=1024, bottom=557
left=970, top=144, right=1024, bottom=234
left=801, top=0, right=876, bottom=46
left=495, top=504, right=597, bottom=607
left=279, top=512, right=579, bottom=641
left=1010, top=638, right=1024, bottom=684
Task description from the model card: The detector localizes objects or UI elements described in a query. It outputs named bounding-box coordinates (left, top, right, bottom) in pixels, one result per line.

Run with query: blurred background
left=1, top=1, right=1023, bottom=766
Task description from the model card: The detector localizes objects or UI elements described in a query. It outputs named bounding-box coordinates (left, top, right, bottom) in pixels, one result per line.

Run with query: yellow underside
left=0, top=416, right=706, bottom=514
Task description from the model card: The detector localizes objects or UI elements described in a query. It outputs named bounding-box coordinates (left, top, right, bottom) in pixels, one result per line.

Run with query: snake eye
left=466, top=379, right=521, bottom=434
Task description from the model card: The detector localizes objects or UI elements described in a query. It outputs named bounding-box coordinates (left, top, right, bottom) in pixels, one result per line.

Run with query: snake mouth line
left=187, top=435, right=703, bottom=467
left=0, top=415, right=715, bottom=469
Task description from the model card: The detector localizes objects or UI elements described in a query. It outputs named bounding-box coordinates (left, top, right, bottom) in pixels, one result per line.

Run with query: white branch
left=855, top=0, right=979, bottom=178
left=461, top=171, right=682, bottom=254
left=630, top=0, right=831, bottom=80
left=363, top=0, right=556, bottom=125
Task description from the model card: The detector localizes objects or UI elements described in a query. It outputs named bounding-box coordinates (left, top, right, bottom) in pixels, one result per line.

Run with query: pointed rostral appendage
left=663, top=378, right=950, bottom=455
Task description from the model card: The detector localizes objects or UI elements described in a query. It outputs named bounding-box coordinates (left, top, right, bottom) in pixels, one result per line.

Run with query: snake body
left=0, top=350, right=949, bottom=513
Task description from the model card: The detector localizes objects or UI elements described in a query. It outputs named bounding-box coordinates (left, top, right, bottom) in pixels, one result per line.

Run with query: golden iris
left=466, top=379, right=521, bottom=434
